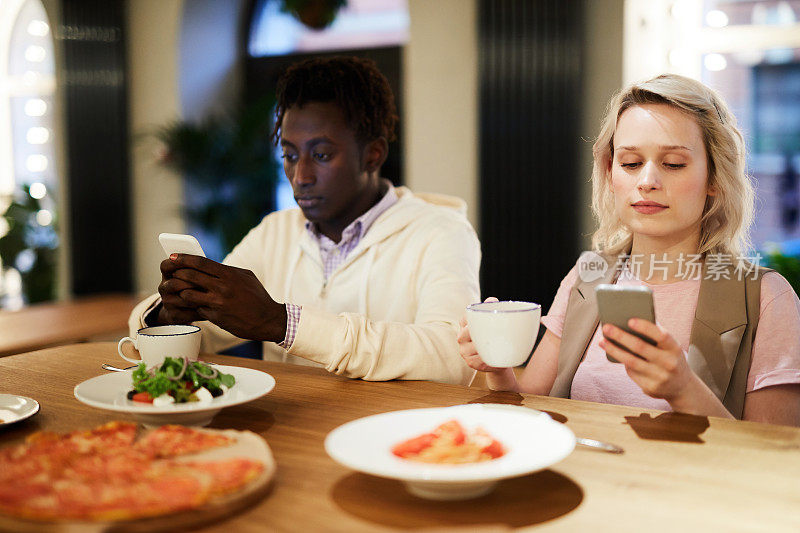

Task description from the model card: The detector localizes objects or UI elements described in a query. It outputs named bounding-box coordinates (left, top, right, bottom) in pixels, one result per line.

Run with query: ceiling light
left=705, top=10, right=729, bottom=28
left=24, top=99, right=47, bottom=117
left=24, top=45, right=46, bottom=62
left=36, top=210, right=53, bottom=226
left=29, top=182, right=47, bottom=199
left=26, top=155, right=48, bottom=173
left=26, top=127, right=49, bottom=145
left=704, top=53, right=728, bottom=71
left=27, top=20, right=50, bottom=37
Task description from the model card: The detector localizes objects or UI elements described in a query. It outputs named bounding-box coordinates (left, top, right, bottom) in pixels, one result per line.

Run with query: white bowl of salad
left=74, top=358, right=275, bottom=427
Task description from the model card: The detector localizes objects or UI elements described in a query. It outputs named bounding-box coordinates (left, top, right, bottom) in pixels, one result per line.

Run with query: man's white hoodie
left=130, top=187, right=480, bottom=385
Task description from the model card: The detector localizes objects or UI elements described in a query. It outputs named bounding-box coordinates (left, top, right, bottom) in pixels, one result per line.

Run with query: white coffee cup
left=466, top=301, right=541, bottom=367
left=118, top=325, right=202, bottom=367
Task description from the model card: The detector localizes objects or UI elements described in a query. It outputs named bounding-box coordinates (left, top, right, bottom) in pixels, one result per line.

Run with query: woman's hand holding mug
left=457, top=298, right=505, bottom=373
left=459, top=297, right=542, bottom=393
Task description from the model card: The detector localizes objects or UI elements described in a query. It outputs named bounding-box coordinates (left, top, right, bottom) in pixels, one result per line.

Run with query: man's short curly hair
left=271, top=56, right=398, bottom=146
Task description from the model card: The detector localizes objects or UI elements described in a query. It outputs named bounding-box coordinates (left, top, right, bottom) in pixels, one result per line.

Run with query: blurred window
left=1, top=0, right=57, bottom=197
left=247, top=0, right=408, bottom=212
left=700, top=1, right=800, bottom=252
left=249, top=0, right=409, bottom=58
left=625, top=0, right=800, bottom=252
left=0, top=0, right=58, bottom=308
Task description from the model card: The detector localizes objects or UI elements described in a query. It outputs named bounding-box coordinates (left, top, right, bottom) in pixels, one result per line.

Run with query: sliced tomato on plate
left=434, top=419, right=466, bottom=445
left=481, top=439, right=505, bottom=459
left=391, top=433, right=436, bottom=458
left=131, top=392, right=154, bottom=403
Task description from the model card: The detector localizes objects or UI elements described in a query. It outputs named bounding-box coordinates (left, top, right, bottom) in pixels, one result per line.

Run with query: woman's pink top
left=541, top=264, right=800, bottom=410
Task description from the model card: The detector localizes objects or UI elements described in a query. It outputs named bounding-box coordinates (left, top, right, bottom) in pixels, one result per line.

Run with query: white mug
left=118, top=325, right=201, bottom=367
left=466, top=301, right=541, bottom=367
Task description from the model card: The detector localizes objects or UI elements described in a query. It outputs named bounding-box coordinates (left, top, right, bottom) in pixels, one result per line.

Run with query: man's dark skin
left=156, top=102, right=389, bottom=343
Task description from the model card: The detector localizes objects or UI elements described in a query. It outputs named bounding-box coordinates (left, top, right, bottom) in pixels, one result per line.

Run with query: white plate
left=0, top=394, right=40, bottom=426
left=74, top=365, right=275, bottom=427
left=325, top=404, right=575, bottom=500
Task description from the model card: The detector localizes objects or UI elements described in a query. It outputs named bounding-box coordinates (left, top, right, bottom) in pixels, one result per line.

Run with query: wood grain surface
left=0, top=294, right=139, bottom=357
left=1, top=343, right=799, bottom=532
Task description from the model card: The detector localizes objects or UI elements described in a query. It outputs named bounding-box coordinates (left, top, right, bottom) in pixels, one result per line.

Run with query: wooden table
left=0, top=294, right=139, bottom=357
left=2, top=343, right=799, bottom=532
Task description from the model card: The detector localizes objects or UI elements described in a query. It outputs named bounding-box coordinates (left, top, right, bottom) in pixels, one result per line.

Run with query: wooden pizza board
left=0, top=428, right=276, bottom=533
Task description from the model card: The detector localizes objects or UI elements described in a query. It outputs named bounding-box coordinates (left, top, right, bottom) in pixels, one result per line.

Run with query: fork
left=101, top=363, right=135, bottom=372
left=102, top=361, right=217, bottom=372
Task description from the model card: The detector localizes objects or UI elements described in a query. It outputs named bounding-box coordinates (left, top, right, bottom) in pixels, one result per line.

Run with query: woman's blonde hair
left=590, top=73, right=754, bottom=258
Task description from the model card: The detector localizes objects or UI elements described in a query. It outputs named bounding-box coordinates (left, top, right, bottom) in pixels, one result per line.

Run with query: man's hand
left=160, top=254, right=288, bottom=343
left=157, top=257, right=205, bottom=325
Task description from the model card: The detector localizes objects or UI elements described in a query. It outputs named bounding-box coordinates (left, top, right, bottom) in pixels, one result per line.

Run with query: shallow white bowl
left=0, top=394, right=40, bottom=426
left=74, top=365, right=275, bottom=427
left=325, top=404, right=575, bottom=500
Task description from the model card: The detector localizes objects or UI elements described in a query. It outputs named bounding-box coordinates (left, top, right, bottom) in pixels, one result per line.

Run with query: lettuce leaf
left=131, top=357, right=235, bottom=403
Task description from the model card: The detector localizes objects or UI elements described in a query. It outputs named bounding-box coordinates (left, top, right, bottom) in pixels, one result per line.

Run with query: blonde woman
left=459, top=74, right=800, bottom=426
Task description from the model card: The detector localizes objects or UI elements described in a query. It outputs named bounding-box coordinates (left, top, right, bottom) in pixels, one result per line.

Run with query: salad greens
left=131, top=357, right=235, bottom=403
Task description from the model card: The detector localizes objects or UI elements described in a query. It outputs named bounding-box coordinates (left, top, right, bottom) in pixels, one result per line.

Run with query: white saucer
left=74, top=365, right=275, bottom=427
left=325, top=404, right=575, bottom=500
left=0, top=394, right=40, bottom=427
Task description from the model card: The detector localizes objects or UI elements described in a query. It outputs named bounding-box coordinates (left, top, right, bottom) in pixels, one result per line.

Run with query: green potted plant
left=280, top=0, right=347, bottom=29
left=0, top=184, right=58, bottom=305
left=153, top=96, right=279, bottom=257
left=765, top=250, right=800, bottom=296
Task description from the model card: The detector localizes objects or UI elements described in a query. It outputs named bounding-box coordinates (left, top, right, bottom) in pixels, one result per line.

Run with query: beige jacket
left=549, top=255, right=769, bottom=419
left=130, top=187, right=480, bottom=385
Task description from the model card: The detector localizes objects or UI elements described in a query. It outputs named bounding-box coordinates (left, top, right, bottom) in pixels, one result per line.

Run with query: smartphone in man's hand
left=595, top=284, right=656, bottom=363
left=158, top=233, right=206, bottom=258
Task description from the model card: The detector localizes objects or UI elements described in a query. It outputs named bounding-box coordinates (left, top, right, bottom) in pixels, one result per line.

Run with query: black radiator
left=478, top=0, right=584, bottom=307
left=59, top=0, right=132, bottom=295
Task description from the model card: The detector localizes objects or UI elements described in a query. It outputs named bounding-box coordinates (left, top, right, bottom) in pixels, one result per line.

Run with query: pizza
left=0, top=421, right=270, bottom=523
left=135, top=424, right=235, bottom=458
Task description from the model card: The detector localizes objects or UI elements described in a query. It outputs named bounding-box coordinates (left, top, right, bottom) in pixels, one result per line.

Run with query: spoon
left=576, top=437, right=624, bottom=454
left=476, top=403, right=624, bottom=454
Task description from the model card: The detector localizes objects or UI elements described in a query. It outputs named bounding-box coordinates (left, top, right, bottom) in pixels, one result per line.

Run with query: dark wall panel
left=479, top=0, right=583, bottom=307
left=59, top=0, right=131, bottom=295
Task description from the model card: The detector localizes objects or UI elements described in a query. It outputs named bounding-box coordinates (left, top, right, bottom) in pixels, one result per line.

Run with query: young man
left=129, top=56, right=480, bottom=384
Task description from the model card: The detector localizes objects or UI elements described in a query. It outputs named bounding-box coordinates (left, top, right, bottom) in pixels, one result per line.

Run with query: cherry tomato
left=131, top=392, right=154, bottom=403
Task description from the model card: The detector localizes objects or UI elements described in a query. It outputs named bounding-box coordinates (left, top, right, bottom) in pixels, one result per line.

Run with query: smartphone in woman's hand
left=595, top=284, right=656, bottom=363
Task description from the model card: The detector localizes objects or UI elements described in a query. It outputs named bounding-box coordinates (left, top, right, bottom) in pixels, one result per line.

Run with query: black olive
left=210, top=388, right=223, bottom=398
left=126, top=390, right=136, bottom=400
